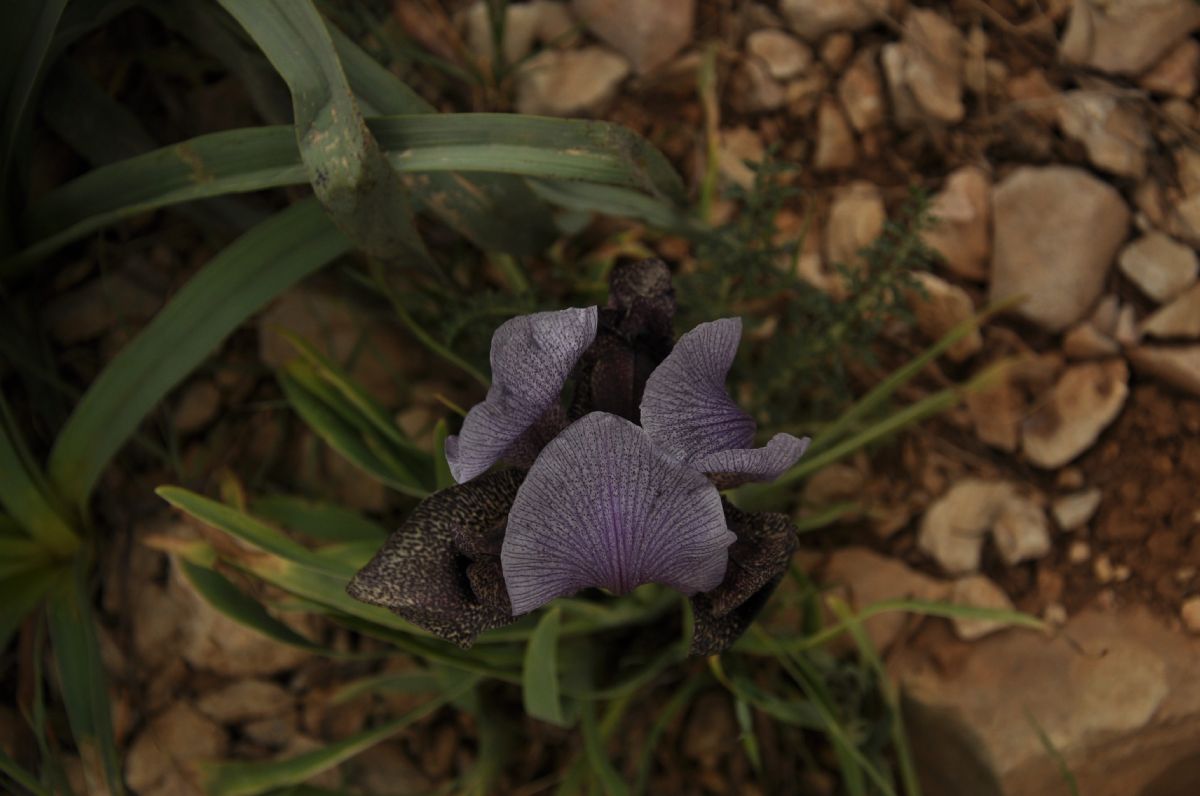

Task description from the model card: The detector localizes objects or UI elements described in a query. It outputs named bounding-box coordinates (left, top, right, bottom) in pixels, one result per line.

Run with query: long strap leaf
left=47, top=568, right=125, bottom=795
left=47, top=199, right=350, bottom=509
left=216, top=0, right=427, bottom=264
left=11, top=114, right=685, bottom=275
left=325, top=23, right=558, bottom=254
left=0, top=398, right=77, bottom=555
left=0, top=0, right=68, bottom=249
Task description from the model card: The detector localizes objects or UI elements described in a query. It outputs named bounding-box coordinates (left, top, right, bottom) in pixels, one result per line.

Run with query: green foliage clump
left=680, top=159, right=938, bottom=429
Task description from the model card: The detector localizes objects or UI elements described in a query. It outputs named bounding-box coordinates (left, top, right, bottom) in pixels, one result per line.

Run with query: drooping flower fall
left=348, top=259, right=809, bottom=655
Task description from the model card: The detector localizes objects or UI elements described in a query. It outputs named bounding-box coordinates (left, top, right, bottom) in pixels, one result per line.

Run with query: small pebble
left=1093, top=555, right=1114, bottom=584
left=1113, top=563, right=1131, bottom=582
left=1068, top=541, right=1092, bottom=564
left=1181, top=596, right=1200, bottom=633
left=1176, top=567, right=1197, bottom=583
left=1043, top=603, right=1068, bottom=626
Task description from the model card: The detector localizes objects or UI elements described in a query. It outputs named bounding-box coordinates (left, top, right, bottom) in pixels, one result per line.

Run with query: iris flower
left=349, top=260, right=809, bottom=655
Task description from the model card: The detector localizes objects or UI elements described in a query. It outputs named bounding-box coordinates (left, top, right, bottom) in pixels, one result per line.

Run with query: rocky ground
left=9, top=0, right=1200, bottom=794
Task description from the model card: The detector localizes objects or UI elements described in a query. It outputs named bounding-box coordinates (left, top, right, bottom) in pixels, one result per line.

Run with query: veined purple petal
left=640, top=317, right=754, bottom=461
left=501, top=412, right=735, bottom=615
left=698, top=434, right=811, bottom=489
left=446, top=306, right=597, bottom=483
left=641, top=317, right=807, bottom=484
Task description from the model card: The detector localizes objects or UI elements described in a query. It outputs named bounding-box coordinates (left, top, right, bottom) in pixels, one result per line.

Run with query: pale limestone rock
left=893, top=607, right=1195, bottom=796
left=824, top=180, right=884, bottom=271
left=922, top=166, right=991, bottom=281
left=515, top=47, right=630, bottom=116
left=899, top=9, right=966, bottom=124
left=801, top=462, right=865, bottom=506
left=1114, top=303, right=1140, bottom=348
left=1141, top=282, right=1200, bottom=339
left=918, top=479, right=1016, bottom=575
left=881, top=42, right=922, bottom=127
left=259, top=287, right=418, bottom=408
left=1056, top=91, right=1151, bottom=179
left=1069, top=539, right=1092, bottom=563
left=812, top=96, right=857, bottom=172
left=1062, top=322, right=1120, bottom=359
left=992, top=495, right=1051, bottom=566
left=1021, top=360, right=1129, bottom=469
left=1091, top=294, right=1120, bottom=336
left=168, top=557, right=313, bottom=677
left=966, top=377, right=1023, bottom=452
left=1173, top=192, right=1200, bottom=246
left=746, top=28, right=812, bottom=80
left=1182, top=597, right=1200, bottom=633
left=908, top=271, right=982, bottom=362
left=45, top=274, right=160, bottom=345
left=460, top=1, right=539, bottom=67
left=837, top=49, right=885, bottom=132
left=949, top=575, right=1016, bottom=640
left=781, top=0, right=890, bottom=40
left=1052, top=488, right=1102, bottom=531
left=989, top=166, right=1130, bottom=332
left=125, top=703, right=228, bottom=796
left=1118, top=232, right=1199, bottom=303
left=1059, top=0, right=1200, bottom=76
left=571, top=0, right=693, bottom=73
left=172, top=380, right=220, bottom=434
left=196, top=680, right=293, bottom=725
left=820, top=31, right=855, bottom=70
left=823, top=547, right=949, bottom=653
left=731, top=58, right=787, bottom=113
left=716, top=126, right=765, bottom=191
left=1139, top=38, right=1200, bottom=97
left=1128, top=345, right=1200, bottom=396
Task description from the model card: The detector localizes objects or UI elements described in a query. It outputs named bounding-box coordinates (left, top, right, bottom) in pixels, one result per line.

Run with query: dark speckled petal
left=501, top=412, right=735, bottom=616
left=446, top=307, right=597, bottom=483
left=690, top=502, right=798, bottom=656
left=640, top=317, right=808, bottom=483
left=347, top=470, right=522, bottom=647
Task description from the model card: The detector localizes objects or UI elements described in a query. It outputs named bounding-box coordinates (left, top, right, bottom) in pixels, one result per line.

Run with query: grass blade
left=48, top=200, right=350, bottom=509
left=250, top=495, right=387, bottom=543
left=0, top=399, right=77, bottom=555
left=157, top=486, right=345, bottom=575
left=580, top=701, right=629, bottom=796
left=177, top=558, right=339, bottom=656
left=202, top=675, right=477, bottom=796
left=278, top=365, right=432, bottom=498
left=0, top=565, right=62, bottom=654
left=0, top=746, right=51, bottom=796
left=46, top=569, right=124, bottom=795
left=432, top=420, right=454, bottom=490
left=826, top=596, right=923, bottom=796
left=282, top=331, right=427, bottom=458
left=522, top=607, right=566, bottom=727
left=217, top=0, right=426, bottom=264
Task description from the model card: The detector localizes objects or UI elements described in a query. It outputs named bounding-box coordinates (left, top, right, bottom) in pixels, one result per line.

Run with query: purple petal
left=640, top=317, right=754, bottom=462
left=690, top=502, right=798, bottom=656
left=347, top=470, right=522, bottom=647
left=501, top=412, right=735, bottom=615
left=446, top=307, right=597, bottom=483
left=698, top=434, right=811, bottom=489
left=641, top=317, right=808, bottom=484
